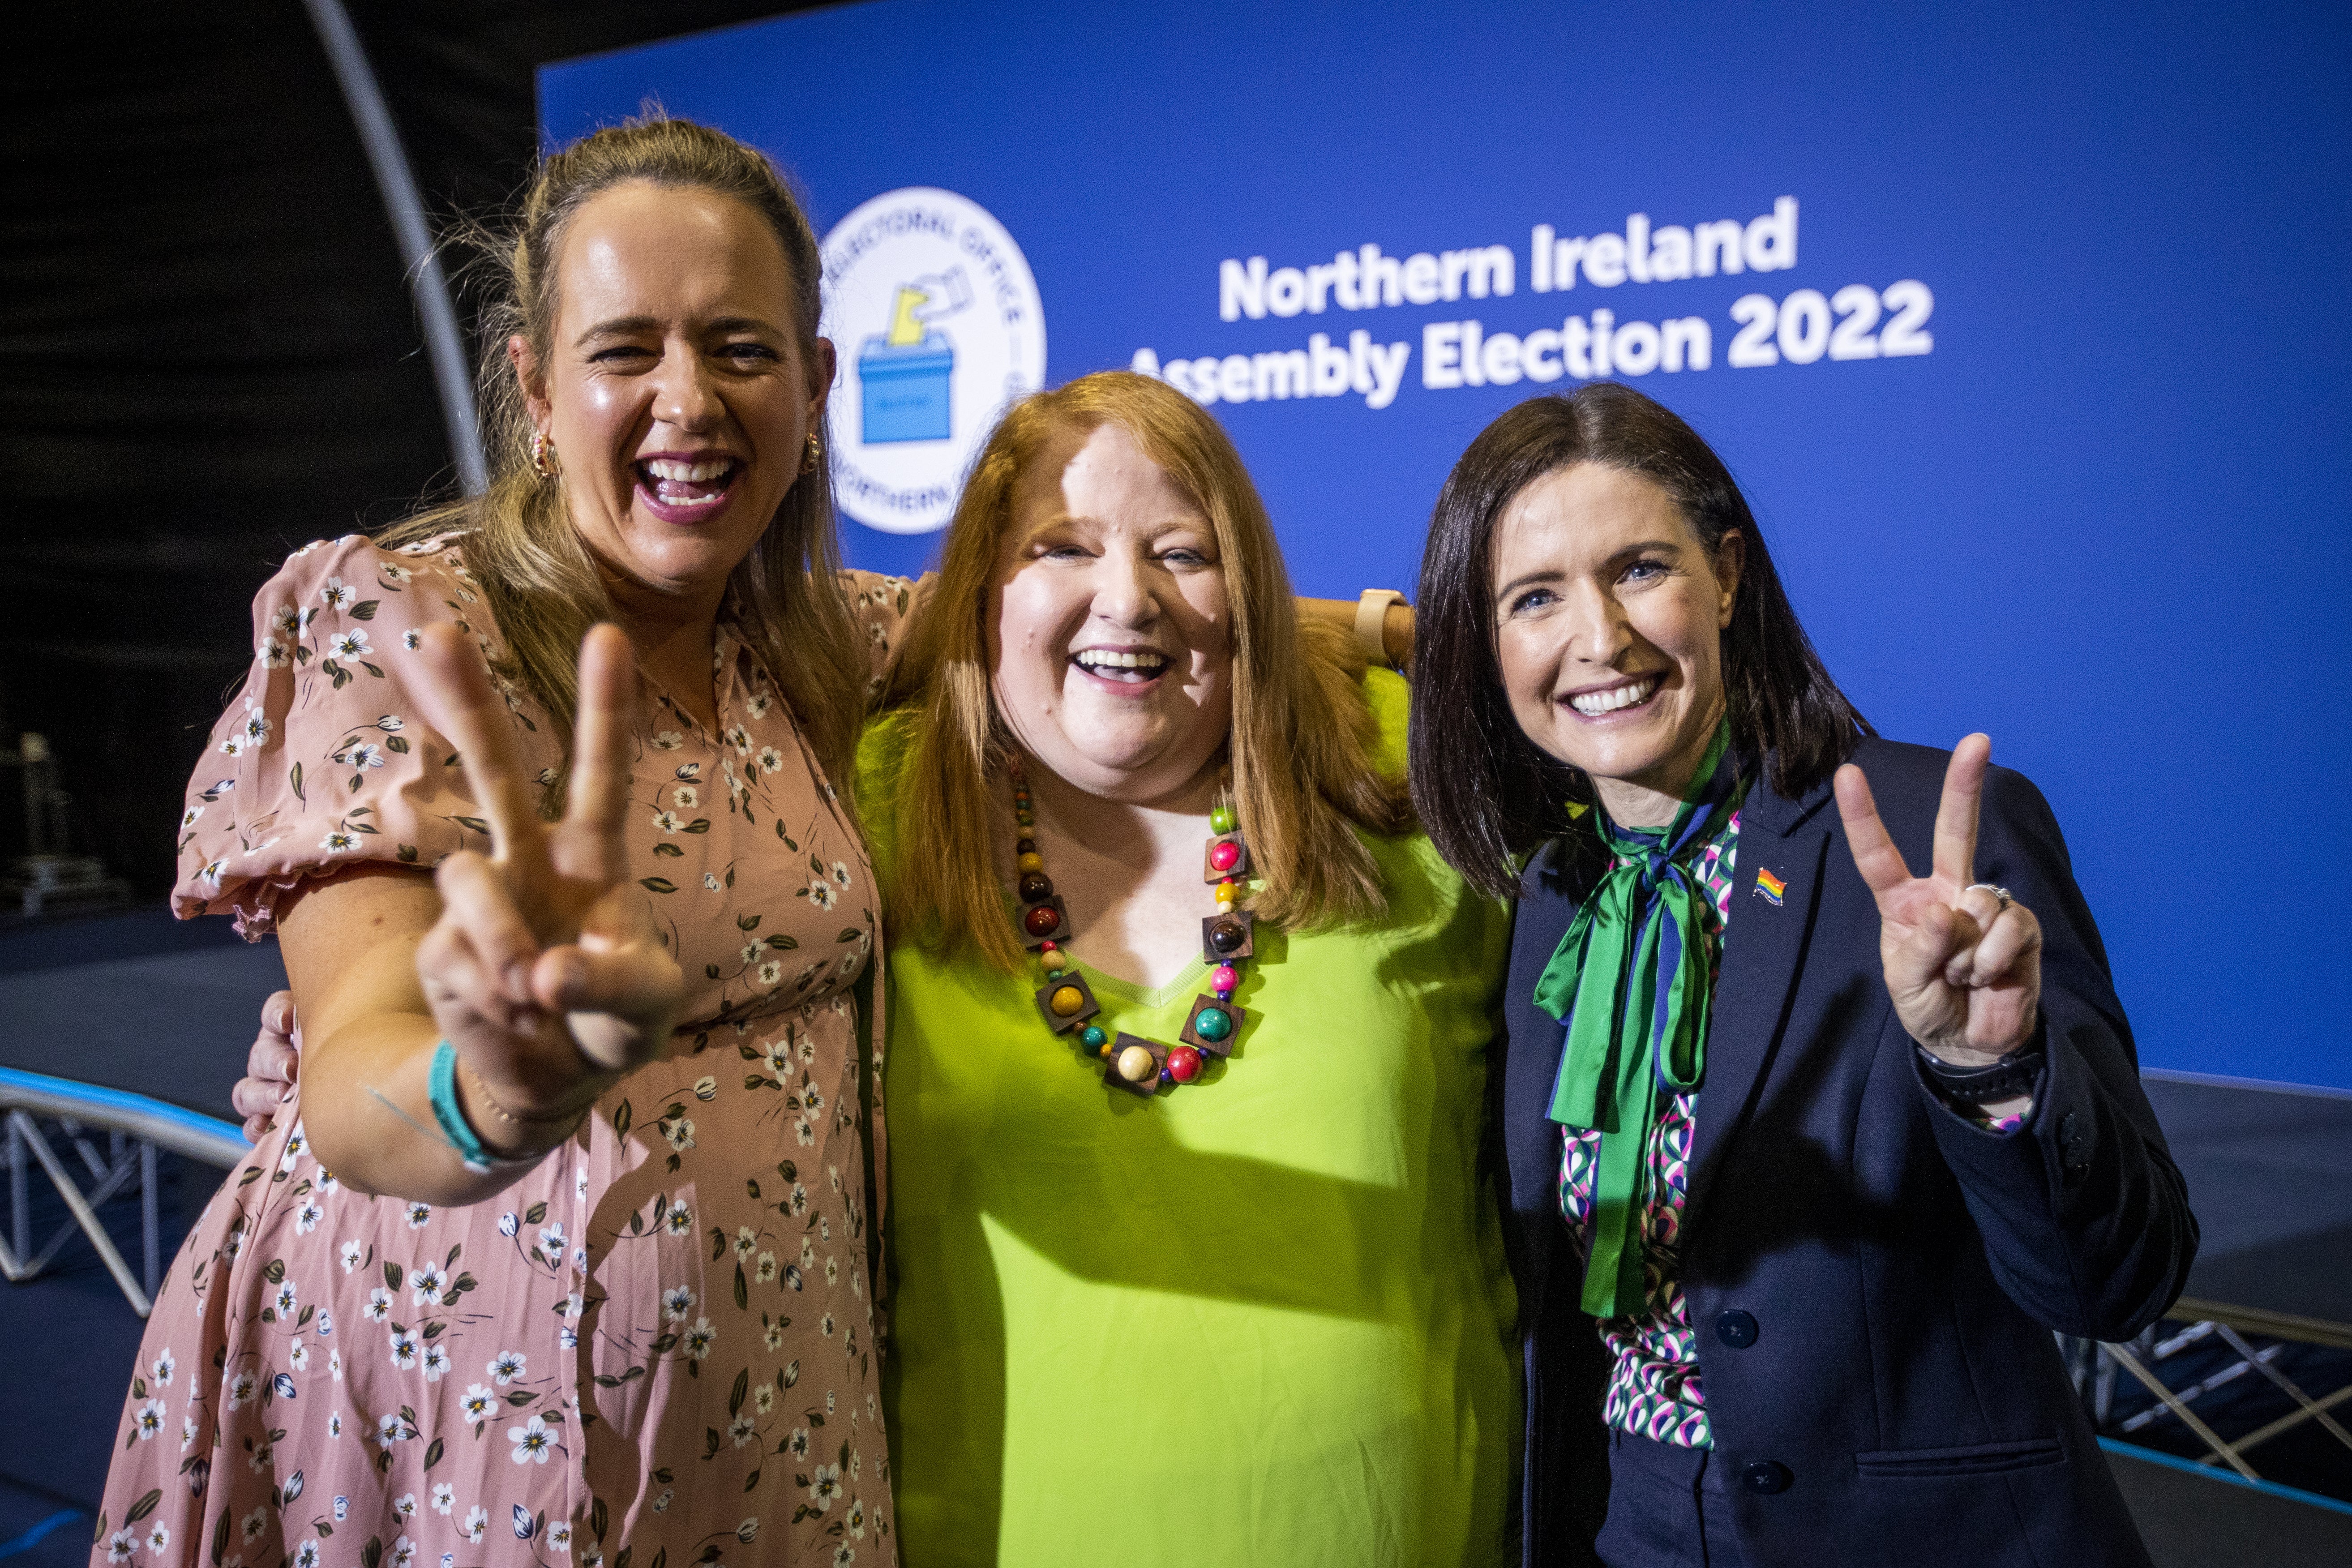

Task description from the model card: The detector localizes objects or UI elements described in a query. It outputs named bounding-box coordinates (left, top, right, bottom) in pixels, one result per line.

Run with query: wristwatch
left=1914, top=1042, right=2046, bottom=1104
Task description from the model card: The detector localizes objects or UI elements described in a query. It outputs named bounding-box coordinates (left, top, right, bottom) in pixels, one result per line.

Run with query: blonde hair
left=382, top=115, right=866, bottom=790
left=879, top=371, right=1411, bottom=970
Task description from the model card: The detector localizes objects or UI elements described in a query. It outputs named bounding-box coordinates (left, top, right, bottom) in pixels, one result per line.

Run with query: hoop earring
left=800, top=432, right=823, bottom=476
left=530, top=429, right=556, bottom=480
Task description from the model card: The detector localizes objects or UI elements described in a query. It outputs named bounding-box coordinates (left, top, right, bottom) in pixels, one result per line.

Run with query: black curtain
left=0, top=1, right=823, bottom=899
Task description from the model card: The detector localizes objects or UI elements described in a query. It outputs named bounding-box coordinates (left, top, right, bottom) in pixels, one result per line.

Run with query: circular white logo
left=818, top=188, right=1046, bottom=535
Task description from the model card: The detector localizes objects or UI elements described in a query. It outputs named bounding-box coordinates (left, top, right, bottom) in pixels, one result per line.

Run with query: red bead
left=1209, top=840, right=1241, bottom=872
left=1166, top=1045, right=1203, bottom=1083
left=1023, top=904, right=1061, bottom=938
left=1039, top=939, right=1057, bottom=952
left=1211, top=965, right=1239, bottom=992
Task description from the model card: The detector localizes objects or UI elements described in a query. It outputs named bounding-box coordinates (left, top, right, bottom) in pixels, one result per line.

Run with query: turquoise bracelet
left=427, top=1040, right=496, bottom=1175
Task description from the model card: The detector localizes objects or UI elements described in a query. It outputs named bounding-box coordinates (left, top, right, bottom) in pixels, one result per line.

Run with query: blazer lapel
left=1682, top=773, right=1832, bottom=1238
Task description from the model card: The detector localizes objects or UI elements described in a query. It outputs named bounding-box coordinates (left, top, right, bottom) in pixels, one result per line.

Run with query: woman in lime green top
left=857, top=371, right=1517, bottom=1566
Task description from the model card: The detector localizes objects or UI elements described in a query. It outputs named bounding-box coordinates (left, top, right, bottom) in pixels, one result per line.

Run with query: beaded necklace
left=1010, top=758, right=1255, bottom=1098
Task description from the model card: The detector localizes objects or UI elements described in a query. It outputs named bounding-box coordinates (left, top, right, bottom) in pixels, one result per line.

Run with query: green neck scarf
left=1534, top=720, right=1743, bottom=1320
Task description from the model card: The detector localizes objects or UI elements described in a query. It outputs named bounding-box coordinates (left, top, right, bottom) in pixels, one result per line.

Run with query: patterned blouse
left=100, top=534, right=916, bottom=1568
left=1556, top=784, right=2035, bottom=1452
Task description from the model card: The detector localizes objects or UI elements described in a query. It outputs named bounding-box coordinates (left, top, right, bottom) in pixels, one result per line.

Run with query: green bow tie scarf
left=1535, top=723, right=1741, bottom=1320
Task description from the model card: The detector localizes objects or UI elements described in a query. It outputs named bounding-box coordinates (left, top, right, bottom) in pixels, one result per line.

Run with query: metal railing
left=0, top=1066, right=248, bottom=1317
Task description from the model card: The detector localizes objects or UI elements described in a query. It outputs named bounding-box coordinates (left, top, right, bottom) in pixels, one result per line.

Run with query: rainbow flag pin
left=1754, top=868, right=1786, bottom=906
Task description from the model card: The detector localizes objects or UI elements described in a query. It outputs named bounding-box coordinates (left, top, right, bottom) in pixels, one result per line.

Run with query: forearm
left=299, top=1012, right=579, bottom=1207
left=1298, top=594, right=1415, bottom=666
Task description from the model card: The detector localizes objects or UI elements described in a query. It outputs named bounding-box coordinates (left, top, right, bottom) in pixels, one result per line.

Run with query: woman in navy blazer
left=1407, top=384, right=2196, bottom=1568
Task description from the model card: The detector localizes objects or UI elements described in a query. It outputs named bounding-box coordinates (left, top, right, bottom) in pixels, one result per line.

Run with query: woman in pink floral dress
left=95, top=120, right=907, bottom=1568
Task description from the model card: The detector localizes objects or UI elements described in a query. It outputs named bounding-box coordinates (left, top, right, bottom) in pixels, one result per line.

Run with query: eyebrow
left=1491, top=539, right=1684, bottom=601
left=573, top=314, right=785, bottom=347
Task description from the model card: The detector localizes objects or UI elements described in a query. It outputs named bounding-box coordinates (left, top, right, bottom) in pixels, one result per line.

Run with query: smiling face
left=1489, top=463, right=1744, bottom=825
left=986, top=421, right=1234, bottom=802
left=514, top=180, right=832, bottom=610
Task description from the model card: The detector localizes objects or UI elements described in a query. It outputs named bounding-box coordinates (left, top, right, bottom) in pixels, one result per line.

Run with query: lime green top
left=858, top=671, right=1518, bottom=1568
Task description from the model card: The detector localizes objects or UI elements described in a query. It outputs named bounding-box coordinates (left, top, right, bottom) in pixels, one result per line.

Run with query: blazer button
left=1715, top=1309, right=1760, bottom=1349
left=1741, top=1460, right=1794, bottom=1495
left=2063, top=1161, right=2090, bottom=1190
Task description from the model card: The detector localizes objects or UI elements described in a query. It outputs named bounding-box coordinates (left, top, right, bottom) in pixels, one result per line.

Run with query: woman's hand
left=233, top=990, right=300, bottom=1143
left=408, top=622, right=682, bottom=1138
left=1835, top=734, right=2042, bottom=1065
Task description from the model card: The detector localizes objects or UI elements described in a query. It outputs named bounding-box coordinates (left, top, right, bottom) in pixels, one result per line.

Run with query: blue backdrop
left=542, top=0, right=2352, bottom=1090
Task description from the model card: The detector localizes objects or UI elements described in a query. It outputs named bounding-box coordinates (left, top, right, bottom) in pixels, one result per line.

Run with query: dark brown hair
left=1407, top=382, right=1870, bottom=897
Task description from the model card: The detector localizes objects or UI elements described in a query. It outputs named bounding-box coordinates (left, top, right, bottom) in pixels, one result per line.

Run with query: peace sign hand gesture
left=1834, top=734, right=2042, bottom=1064
left=409, top=623, right=682, bottom=1138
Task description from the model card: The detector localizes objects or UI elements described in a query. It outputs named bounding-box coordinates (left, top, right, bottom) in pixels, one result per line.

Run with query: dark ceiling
left=0, top=0, right=826, bottom=896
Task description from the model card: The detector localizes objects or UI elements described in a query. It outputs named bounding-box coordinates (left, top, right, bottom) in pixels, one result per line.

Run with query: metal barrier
left=0, top=1066, right=248, bottom=1317
left=2065, top=1298, right=2352, bottom=1482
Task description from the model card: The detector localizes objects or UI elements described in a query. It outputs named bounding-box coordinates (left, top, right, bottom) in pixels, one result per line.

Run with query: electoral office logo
left=818, top=188, right=1045, bottom=535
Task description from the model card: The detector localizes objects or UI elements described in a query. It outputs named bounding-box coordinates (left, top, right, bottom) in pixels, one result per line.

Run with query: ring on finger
left=1965, top=883, right=2013, bottom=913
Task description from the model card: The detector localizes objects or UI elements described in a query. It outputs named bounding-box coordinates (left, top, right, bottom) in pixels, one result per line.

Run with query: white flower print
left=273, top=1281, right=297, bottom=1317
left=499, top=1211, right=520, bottom=1237
left=734, top=1225, right=757, bottom=1260
left=320, top=830, right=359, bottom=854
left=150, top=1349, right=175, bottom=1387
left=673, top=784, right=699, bottom=809
left=664, top=1203, right=694, bottom=1236
left=547, top=1522, right=573, bottom=1555
left=421, top=1343, right=449, bottom=1382
left=431, top=1483, right=455, bottom=1515
left=390, top=1538, right=415, bottom=1568
left=704, top=873, right=722, bottom=891
left=784, top=1264, right=804, bottom=1292
left=404, top=1200, right=431, bottom=1228
left=294, top=1200, right=322, bottom=1234
left=736, top=1517, right=760, bottom=1543
left=364, top=1287, right=393, bottom=1323
left=327, top=1411, right=341, bottom=1438
left=510, top=1414, right=556, bottom=1465
left=393, top=1493, right=417, bottom=1520
left=225, top=1371, right=256, bottom=1410
left=347, top=742, right=384, bottom=771
left=340, top=1239, right=364, bottom=1272
left=134, top=1397, right=166, bottom=1440
left=684, top=1317, right=716, bottom=1360
left=400, top=628, right=422, bottom=650
left=409, top=1262, right=445, bottom=1305
left=741, top=940, right=765, bottom=966
left=106, top=1527, right=138, bottom=1562
left=459, top=1384, right=494, bottom=1422
left=329, top=1349, right=343, bottom=1381
left=321, top=578, right=355, bottom=611
left=295, top=1543, right=320, bottom=1568
left=825, top=1255, right=839, bottom=1286
left=380, top=563, right=413, bottom=584
left=328, top=629, right=372, bottom=660
left=832, top=860, right=853, bottom=889
left=389, top=1330, right=419, bottom=1370
left=258, top=638, right=287, bottom=668
left=755, top=1251, right=777, bottom=1283
left=666, top=1118, right=696, bottom=1154
left=795, top=1115, right=815, bottom=1146
left=808, top=878, right=838, bottom=910
left=651, top=730, right=684, bottom=751
left=288, top=1341, right=309, bottom=1372
left=538, top=1220, right=566, bottom=1254
left=651, top=1491, right=673, bottom=1514
left=809, top=1462, right=842, bottom=1511
left=663, top=1286, right=694, bottom=1322
left=754, top=1383, right=775, bottom=1414
left=272, top=603, right=300, bottom=637
left=847, top=1498, right=866, bottom=1539
left=181, top=1414, right=197, bottom=1449
left=759, top=960, right=784, bottom=989
left=821, top=1312, right=836, bottom=1338
left=834, top=1546, right=856, bottom=1568
left=748, top=692, right=772, bottom=719
left=652, top=810, right=683, bottom=835
left=218, top=733, right=245, bottom=758
left=726, top=725, right=752, bottom=755
left=788, top=1427, right=811, bottom=1458
left=728, top=1414, right=756, bottom=1448
left=758, top=745, right=784, bottom=774
left=463, top=1507, right=488, bottom=1543
left=489, top=1350, right=526, bottom=1385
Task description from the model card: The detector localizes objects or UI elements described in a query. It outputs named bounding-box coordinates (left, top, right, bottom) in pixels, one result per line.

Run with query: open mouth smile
left=1071, top=647, right=1171, bottom=686
left=634, top=455, right=743, bottom=522
left=1563, top=673, right=1662, bottom=718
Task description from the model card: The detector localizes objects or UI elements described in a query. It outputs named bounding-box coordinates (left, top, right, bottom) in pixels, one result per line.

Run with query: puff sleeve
left=173, top=534, right=559, bottom=938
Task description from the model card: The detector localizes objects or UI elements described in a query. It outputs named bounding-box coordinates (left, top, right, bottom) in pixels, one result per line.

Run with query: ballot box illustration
left=858, top=271, right=972, bottom=444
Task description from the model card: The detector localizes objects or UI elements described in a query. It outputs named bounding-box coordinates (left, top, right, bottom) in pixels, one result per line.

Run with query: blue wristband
left=427, top=1041, right=494, bottom=1175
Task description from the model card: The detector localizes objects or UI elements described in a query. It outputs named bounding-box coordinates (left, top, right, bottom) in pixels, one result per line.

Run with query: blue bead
left=1080, top=1024, right=1107, bottom=1049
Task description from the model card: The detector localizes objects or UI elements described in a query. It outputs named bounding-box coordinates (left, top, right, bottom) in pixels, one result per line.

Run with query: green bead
left=1209, top=806, right=1236, bottom=835
left=1080, top=1024, right=1107, bottom=1049
left=1193, top=1006, right=1232, bottom=1042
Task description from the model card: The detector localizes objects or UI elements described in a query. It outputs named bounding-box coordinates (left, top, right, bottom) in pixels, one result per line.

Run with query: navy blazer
left=1500, top=737, right=2197, bottom=1568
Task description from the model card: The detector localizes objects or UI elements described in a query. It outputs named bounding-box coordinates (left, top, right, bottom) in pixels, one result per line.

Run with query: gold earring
left=801, top=431, right=823, bottom=476
left=530, top=429, right=556, bottom=480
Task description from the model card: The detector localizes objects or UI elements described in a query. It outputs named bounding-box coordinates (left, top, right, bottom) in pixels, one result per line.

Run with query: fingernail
left=280, top=1087, right=295, bottom=1102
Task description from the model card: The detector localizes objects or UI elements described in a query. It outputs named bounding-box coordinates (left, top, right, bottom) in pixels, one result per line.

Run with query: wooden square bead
left=1019, top=894, right=1071, bottom=949
left=1103, top=1033, right=1168, bottom=1097
left=1032, top=969, right=1100, bottom=1034
left=1180, top=994, right=1247, bottom=1058
left=1201, top=829, right=1251, bottom=884
left=1200, top=910, right=1255, bottom=964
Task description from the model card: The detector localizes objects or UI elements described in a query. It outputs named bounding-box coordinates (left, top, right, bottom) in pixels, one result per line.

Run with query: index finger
left=561, top=624, right=640, bottom=874
left=1932, top=734, right=1991, bottom=887
left=1834, top=762, right=1915, bottom=901
left=409, top=622, right=545, bottom=862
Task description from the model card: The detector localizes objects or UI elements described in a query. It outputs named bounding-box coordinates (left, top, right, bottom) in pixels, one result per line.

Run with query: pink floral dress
left=96, top=535, right=915, bottom=1568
